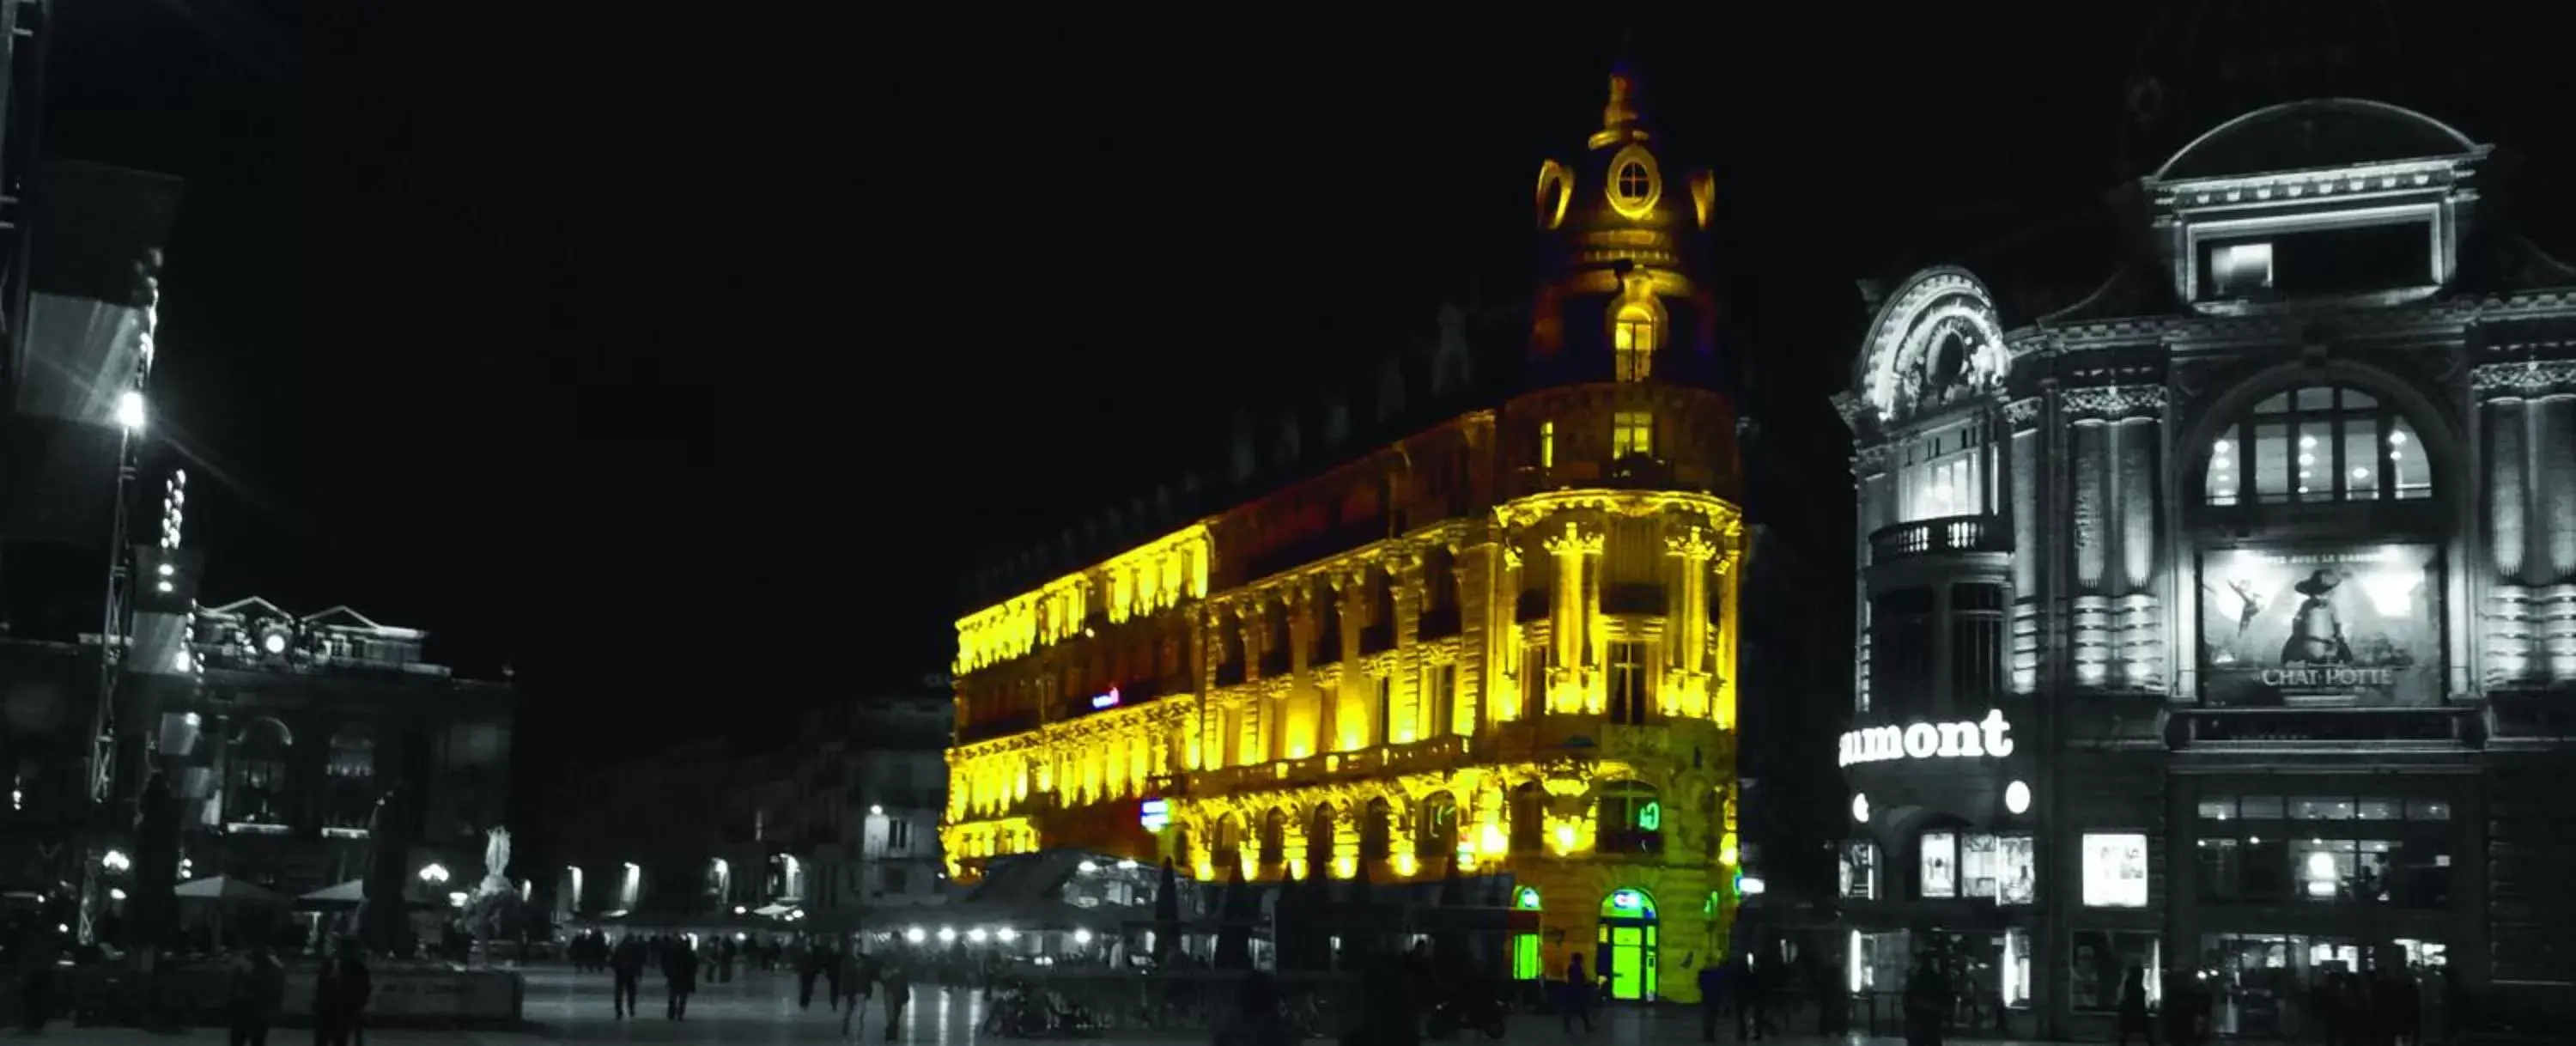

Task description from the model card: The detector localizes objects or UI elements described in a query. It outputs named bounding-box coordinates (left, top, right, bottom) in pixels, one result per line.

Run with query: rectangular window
left=1869, top=588, right=1936, bottom=721
left=882, top=866, right=908, bottom=897
left=1374, top=675, right=1394, bottom=745
left=2081, top=832, right=2150, bottom=908
left=1425, top=663, right=1457, bottom=739
left=887, top=819, right=911, bottom=853
left=1539, top=421, right=1555, bottom=470
left=1607, top=641, right=1649, bottom=724
left=1612, top=411, right=1654, bottom=459
left=2197, top=796, right=2238, bottom=821
left=1951, top=583, right=2006, bottom=703
left=2208, top=240, right=2275, bottom=297
left=1920, top=831, right=1959, bottom=899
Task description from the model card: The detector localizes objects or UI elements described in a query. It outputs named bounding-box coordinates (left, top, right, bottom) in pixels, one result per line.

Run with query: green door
left=1610, top=926, right=1643, bottom=1000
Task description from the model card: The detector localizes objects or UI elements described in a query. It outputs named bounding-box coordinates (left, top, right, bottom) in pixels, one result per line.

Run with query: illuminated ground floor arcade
left=1840, top=750, right=2511, bottom=1036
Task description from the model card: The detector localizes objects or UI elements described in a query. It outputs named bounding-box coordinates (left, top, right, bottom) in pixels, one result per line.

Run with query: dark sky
left=33, top=1, right=2576, bottom=758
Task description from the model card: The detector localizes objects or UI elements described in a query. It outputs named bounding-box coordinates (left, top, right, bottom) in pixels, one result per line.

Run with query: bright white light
left=2359, top=568, right=2424, bottom=618
left=1850, top=793, right=1871, bottom=824
left=156, top=563, right=174, bottom=577
left=904, top=927, right=927, bottom=943
left=2005, top=780, right=2032, bottom=815
left=447, top=891, right=468, bottom=908
left=155, top=581, right=173, bottom=593
left=1077, top=861, right=1097, bottom=873
left=968, top=927, right=988, bottom=943
left=262, top=633, right=289, bottom=655
left=115, top=390, right=146, bottom=432
left=936, top=927, right=957, bottom=943
left=2389, top=430, right=2408, bottom=447
left=101, top=849, right=131, bottom=873
left=732, top=905, right=746, bottom=915
left=108, top=888, right=126, bottom=901
left=1117, top=859, right=1138, bottom=871
left=1740, top=876, right=1767, bottom=897
left=870, top=804, right=884, bottom=816
left=418, top=862, right=451, bottom=885
left=997, top=928, right=1018, bottom=943
left=1072, top=929, right=1094, bottom=945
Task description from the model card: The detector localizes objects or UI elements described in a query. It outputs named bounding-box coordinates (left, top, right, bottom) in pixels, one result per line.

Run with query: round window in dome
left=1606, top=144, right=1661, bottom=219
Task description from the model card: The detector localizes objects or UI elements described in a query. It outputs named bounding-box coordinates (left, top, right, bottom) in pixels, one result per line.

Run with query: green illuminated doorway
left=1596, top=888, right=1660, bottom=1000
left=1511, top=886, right=1543, bottom=980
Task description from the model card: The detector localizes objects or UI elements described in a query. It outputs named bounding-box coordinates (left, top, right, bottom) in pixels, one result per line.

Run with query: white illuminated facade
left=1837, top=97, right=2576, bottom=1034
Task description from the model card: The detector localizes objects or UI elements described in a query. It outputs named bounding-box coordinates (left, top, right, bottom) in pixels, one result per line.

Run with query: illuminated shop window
left=1918, top=830, right=1958, bottom=898
left=1595, top=781, right=1663, bottom=855
left=1612, top=411, right=1654, bottom=459
left=1840, top=841, right=1880, bottom=900
left=1613, top=304, right=1657, bottom=381
left=1961, top=832, right=2037, bottom=905
left=1511, top=887, right=1544, bottom=979
left=2204, top=386, right=2432, bottom=506
left=2081, top=832, right=2149, bottom=908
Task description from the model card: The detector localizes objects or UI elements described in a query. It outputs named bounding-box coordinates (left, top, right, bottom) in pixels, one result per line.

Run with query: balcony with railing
left=2168, top=706, right=2481, bottom=749
left=1868, top=514, right=2010, bottom=565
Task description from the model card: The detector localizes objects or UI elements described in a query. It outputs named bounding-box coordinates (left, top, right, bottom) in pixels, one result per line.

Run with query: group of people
left=221, top=939, right=372, bottom=1046
left=585, top=931, right=915, bottom=1040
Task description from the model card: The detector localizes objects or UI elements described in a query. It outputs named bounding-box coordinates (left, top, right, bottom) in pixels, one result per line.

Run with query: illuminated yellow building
left=943, top=66, right=1746, bottom=1003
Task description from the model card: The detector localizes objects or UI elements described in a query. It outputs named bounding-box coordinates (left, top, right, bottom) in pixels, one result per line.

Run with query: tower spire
left=1595, top=27, right=1649, bottom=149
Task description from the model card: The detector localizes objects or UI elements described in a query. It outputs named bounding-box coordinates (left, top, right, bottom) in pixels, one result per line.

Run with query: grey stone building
left=1834, top=96, right=2576, bottom=1036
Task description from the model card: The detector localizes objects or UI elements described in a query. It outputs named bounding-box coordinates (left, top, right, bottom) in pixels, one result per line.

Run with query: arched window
left=1305, top=803, right=1335, bottom=874
left=1258, top=808, right=1286, bottom=871
left=1360, top=797, right=1394, bottom=863
left=2203, top=385, right=2433, bottom=506
left=225, top=718, right=295, bottom=830
left=1595, top=781, right=1664, bottom=855
left=1509, top=782, right=1546, bottom=854
left=1212, top=812, right=1242, bottom=873
left=1415, top=791, right=1459, bottom=860
left=1613, top=303, right=1658, bottom=381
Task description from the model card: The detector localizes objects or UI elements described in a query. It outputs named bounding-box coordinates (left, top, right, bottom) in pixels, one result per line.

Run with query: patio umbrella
left=174, top=876, right=285, bottom=904
left=297, top=880, right=367, bottom=911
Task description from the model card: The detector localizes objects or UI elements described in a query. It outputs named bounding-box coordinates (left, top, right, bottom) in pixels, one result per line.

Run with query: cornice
left=2059, top=384, right=2168, bottom=422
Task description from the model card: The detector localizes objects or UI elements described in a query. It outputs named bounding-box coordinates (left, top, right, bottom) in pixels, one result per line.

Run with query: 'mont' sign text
left=1839, top=708, right=2015, bottom=769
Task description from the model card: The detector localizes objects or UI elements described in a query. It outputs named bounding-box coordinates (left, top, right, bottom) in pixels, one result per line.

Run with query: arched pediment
left=1857, top=266, right=2009, bottom=424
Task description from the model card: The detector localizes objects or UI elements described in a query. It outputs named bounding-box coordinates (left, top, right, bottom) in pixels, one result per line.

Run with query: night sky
left=33, top=2, right=2576, bottom=761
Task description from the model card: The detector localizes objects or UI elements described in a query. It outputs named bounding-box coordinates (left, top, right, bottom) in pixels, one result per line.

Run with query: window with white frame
left=1896, top=426, right=1992, bottom=524
left=1841, top=841, right=1880, bottom=900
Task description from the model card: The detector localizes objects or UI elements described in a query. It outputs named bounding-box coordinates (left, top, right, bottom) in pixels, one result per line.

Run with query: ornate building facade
left=943, top=70, right=1751, bottom=1002
left=1836, top=97, right=2576, bottom=1034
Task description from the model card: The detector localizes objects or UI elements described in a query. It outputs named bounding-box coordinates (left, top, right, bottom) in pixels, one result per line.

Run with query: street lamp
left=418, top=863, right=451, bottom=885
left=115, top=390, right=146, bottom=432
left=100, top=850, right=131, bottom=873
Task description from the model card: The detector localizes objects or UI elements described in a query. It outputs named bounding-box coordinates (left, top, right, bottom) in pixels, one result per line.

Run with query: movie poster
left=2198, top=544, right=2441, bottom=708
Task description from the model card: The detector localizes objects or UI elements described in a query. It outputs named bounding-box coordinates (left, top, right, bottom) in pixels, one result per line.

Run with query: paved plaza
left=22, top=965, right=2035, bottom=1044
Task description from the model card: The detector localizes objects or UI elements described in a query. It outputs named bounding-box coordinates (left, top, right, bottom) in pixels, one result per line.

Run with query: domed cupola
left=1528, top=64, right=1719, bottom=386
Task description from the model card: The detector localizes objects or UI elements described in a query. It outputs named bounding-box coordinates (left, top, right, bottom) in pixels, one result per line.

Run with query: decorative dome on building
left=2155, top=98, right=2478, bottom=181
left=1528, top=64, right=1718, bottom=385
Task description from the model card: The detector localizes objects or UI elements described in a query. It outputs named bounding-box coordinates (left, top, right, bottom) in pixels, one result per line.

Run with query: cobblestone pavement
left=15, top=965, right=2055, bottom=1044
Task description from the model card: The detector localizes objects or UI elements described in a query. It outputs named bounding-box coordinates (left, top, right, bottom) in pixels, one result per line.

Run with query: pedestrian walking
left=225, top=946, right=286, bottom=1046
left=1560, top=953, right=1594, bottom=1035
left=663, top=936, right=699, bottom=1020
left=881, top=964, right=912, bottom=1042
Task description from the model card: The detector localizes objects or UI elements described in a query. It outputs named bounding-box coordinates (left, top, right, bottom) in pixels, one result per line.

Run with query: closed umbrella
left=1212, top=864, right=1252, bottom=970
left=1151, top=859, right=1181, bottom=964
left=356, top=786, right=413, bottom=956
left=125, top=772, right=180, bottom=952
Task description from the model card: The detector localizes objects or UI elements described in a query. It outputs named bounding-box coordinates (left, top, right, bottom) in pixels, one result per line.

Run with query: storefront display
left=2081, top=833, right=2148, bottom=908
left=1921, top=831, right=1958, bottom=898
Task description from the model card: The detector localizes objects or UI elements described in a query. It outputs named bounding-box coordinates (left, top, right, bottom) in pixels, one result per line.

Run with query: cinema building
left=1835, top=98, right=2576, bottom=1035
left=941, top=70, right=1769, bottom=1002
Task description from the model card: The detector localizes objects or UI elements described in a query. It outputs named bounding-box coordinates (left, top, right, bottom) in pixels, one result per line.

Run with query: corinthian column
left=1543, top=521, right=1601, bottom=714
left=1666, top=526, right=1719, bottom=718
